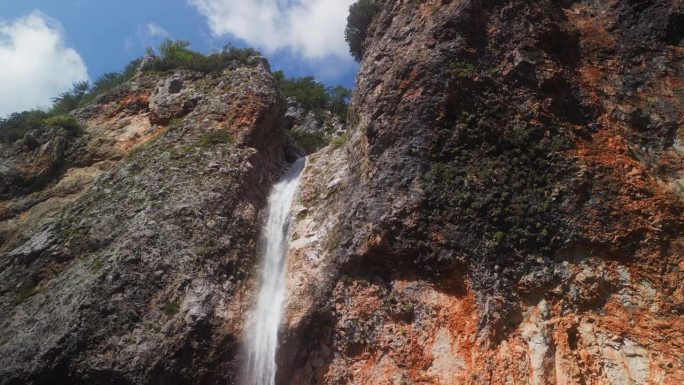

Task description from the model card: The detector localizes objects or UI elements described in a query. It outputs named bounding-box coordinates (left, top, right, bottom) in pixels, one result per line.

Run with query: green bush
left=50, top=81, right=90, bottom=114
left=330, top=131, right=349, bottom=149
left=274, top=72, right=328, bottom=110
left=327, top=86, right=352, bottom=117
left=0, top=110, right=50, bottom=142
left=43, top=115, right=82, bottom=133
left=163, top=301, right=180, bottom=316
left=146, top=39, right=260, bottom=74
left=160, top=40, right=196, bottom=64
left=196, top=129, right=234, bottom=148
left=3, top=40, right=257, bottom=143
left=0, top=111, right=83, bottom=143
left=290, top=130, right=328, bottom=153
left=1, top=57, right=144, bottom=143
left=274, top=71, right=351, bottom=120
left=448, top=60, right=476, bottom=79
left=345, top=0, right=379, bottom=61
left=78, top=58, right=142, bottom=107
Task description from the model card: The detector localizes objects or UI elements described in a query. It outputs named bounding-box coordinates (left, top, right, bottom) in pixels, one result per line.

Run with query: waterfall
left=241, top=157, right=306, bottom=385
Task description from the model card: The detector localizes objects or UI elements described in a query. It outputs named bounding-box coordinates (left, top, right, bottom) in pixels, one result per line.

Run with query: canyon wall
left=283, top=0, right=683, bottom=384
left=0, top=59, right=291, bottom=384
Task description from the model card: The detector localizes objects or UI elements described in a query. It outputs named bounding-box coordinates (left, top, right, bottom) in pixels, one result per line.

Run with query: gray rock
left=0, top=58, right=289, bottom=385
left=6, top=226, right=58, bottom=264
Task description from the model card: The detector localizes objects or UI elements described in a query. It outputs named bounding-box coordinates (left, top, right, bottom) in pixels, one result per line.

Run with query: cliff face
left=0, top=59, right=291, bottom=384
left=1, top=1, right=682, bottom=385
left=284, top=0, right=683, bottom=384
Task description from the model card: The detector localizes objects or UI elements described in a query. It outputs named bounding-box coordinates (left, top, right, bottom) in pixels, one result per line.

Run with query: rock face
left=285, top=101, right=346, bottom=137
left=0, top=59, right=291, bottom=384
left=1, top=1, right=683, bottom=385
left=282, top=0, right=683, bottom=384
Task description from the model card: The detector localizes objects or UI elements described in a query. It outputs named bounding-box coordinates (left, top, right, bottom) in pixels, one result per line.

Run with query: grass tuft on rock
left=197, top=129, right=234, bottom=148
left=163, top=301, right=181, bottom=316
left=43, top=115, right=84, bottom=134
left=15, top=285, right=40, bottom=303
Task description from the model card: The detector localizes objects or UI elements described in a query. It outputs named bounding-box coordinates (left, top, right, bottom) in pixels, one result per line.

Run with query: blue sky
left=0, top=0, right=358, bottom=115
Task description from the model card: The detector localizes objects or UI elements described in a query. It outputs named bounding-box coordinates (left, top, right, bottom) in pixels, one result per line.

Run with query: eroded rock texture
left=283, top=1, right=683, bottom=384
left=0, top=60, right=292, bottom=384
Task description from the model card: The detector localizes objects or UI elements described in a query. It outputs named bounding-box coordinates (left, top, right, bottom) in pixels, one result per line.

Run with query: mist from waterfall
left=241, top=157, right=306, bottom=385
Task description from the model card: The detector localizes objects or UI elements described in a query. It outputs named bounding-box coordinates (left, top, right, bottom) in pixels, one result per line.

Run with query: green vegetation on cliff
left=0, top=110, right=50, bottom=142
left=0, top=58, right=141, bottom=142
left=50, top=81, right=90, bottom=114
left=273, top=71, right=351, bottom=153
left=1, top=39, right=348, bottom=146
left=289, top=130, right=329, bottom=153
left=77, top=58, right=142, bottom=106
left=0, top=40, right=260, bottom=143
left=144, top=39, right=259, bottom=73
left=424, top=107, right=575, bottom=262
left=274, top=71, right=351, bottom=119
left=345, top=0, right=379, bottom=61
left=0, top=109, right=84, bottom=143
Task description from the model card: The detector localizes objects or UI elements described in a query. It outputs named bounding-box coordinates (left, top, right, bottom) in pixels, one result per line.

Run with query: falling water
left=241, top=157, right=306, bottom=385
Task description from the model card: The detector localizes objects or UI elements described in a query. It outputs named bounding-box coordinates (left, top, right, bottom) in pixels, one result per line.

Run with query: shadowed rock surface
left=282, top=0, right=683, bottom=384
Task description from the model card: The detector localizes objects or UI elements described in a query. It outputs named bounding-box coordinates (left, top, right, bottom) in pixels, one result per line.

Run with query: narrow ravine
left=241, top=157, right=306, bottom=385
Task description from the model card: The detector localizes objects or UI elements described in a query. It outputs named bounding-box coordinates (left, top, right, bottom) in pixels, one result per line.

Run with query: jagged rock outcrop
left=284, top=100, right=346, bottom=137
left=0, top=58, right=291, bottom=384
left=283, top=1, right=683, bottom=384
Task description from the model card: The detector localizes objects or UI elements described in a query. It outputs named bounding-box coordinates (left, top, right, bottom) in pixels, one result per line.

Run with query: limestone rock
left=0, top=57, right=290, bottom=385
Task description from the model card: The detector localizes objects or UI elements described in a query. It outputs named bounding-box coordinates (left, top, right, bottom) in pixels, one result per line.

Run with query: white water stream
left=241, top=158, right=306, bottom=385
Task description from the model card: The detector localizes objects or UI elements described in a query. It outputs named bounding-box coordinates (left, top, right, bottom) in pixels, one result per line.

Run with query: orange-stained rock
left=281, top=1, right=683, bottom=384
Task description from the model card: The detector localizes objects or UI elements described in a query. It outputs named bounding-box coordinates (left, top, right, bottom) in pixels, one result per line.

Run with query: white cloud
left=0, top=11, right=88, bottom=116
left=144, top=23, right=171, bottom=39
left=188, top=0, right=356, bottom=60
left=125, top=22, right=171, bottom=52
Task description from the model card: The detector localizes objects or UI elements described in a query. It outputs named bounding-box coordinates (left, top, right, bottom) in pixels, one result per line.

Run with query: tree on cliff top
left=273, top=71, right=351, bottom=119
left=345, top=0, right=379, bottom=62
left=146, top=39, right=259, bottom=73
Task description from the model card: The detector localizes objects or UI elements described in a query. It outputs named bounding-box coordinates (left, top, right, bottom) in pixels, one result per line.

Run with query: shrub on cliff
left=78, top=58, right=142, bottom=107
left=327, top=86, right=352, bottom=117
left=0, top=110, right=50, bottom=142
left=0, top=111, right=83, bottom=143
left=274, top=72, right=328, bottom=110
left=146, top=39, right=259, bottom=73
left=289, top=130, right=328, bottom=153
left=274, top=71, right=351, bottom=119
left=345, top=0, right=378, bottom=61
left=50, top=81, right=90, bottom=115
left=157, top=40, right=197, bottom=68
left=43, top=115, right=83, bottom=134
left=0, top=79, right=99, bottom=142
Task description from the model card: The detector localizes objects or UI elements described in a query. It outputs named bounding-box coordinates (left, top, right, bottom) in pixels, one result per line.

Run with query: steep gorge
left=0, top=1, right=683, bottom=385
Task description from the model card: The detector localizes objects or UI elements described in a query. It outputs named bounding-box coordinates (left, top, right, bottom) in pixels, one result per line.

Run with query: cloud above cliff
left=143, top=23, right=171, bottom=39
left=125, top=22, right=172, bottom=51
left=188, top=0, right=356, bottom=60
left=0, top=11, right=88, bottom=116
